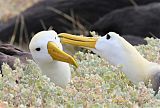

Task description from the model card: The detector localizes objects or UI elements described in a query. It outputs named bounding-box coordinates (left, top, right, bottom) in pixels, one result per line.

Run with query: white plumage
left=59, top=32, right=160, bottom=95
left=29, top=30, right=77, bottom=88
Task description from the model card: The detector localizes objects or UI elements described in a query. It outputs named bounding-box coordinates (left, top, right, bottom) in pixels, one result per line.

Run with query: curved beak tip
left=74, top=62, right=78, bottom=68
left=47, top=41, right=78, bottom=67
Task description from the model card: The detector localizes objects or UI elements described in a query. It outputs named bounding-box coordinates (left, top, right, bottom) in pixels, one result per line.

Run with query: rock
left=91, top=3, right=160, bottom=38
left=122, top=35, right=147, bottom=45
left=0, top=0, right=160, bottom=44
left=0, top=44, right=32, bottom=70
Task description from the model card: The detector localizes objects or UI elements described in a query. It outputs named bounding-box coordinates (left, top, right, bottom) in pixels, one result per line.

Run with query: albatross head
left=29, top=30, right=78, bottom=67
left=59, top=32, right=139, bottom=65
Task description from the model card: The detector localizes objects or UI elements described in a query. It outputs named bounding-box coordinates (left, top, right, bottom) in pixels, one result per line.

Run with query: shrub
left=1, top=37, right=160, bottom=107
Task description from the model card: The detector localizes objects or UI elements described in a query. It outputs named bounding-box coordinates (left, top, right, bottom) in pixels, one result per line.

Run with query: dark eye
left=55, top=36, right=56, bottom=39
left=106, top=34, right=111, bottom=40
left=35, top=48, right=41, bottom=51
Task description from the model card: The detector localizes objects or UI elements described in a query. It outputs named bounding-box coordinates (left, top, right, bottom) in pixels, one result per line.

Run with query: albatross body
left=29, top=30, right=77, bottom=88
left=59, top=32, right=160, bottom=94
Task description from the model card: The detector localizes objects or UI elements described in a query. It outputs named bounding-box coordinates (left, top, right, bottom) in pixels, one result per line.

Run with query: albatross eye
left=106, top=34, right=111, bottom=40
left=35, top=48, right=41, bottom=51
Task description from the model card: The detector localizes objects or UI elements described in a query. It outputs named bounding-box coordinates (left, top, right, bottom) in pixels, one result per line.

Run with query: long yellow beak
left=47, top=41, right=78, bottom=68
left=58, top=33, right=98, bottom=48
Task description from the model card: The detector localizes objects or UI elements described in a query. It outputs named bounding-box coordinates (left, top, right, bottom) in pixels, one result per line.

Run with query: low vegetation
left=0, top=37, right=160, bottom=107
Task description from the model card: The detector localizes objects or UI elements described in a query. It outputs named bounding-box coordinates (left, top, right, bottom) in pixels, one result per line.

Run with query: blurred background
left=1, top=0, right=160, bottom=50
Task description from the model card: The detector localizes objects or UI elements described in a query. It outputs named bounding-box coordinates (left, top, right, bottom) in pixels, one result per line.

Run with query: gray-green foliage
left=0, top=37, right=160, bottom=107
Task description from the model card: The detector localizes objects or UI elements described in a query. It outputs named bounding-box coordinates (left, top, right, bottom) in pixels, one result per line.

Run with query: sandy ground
left=0, top=0, right=41, bottom=22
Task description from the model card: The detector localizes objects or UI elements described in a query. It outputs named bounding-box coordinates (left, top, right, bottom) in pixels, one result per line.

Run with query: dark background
left=1, top=0, right=160, bottom=48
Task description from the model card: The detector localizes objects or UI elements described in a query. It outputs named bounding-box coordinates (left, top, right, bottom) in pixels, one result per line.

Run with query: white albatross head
left=59, top=32, right=160, bottom=95
left=29, top=30, right=78, bottom=67
left=59, top=32, right=142, bottom=65
left=29, top=30, right=78, bottom=88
